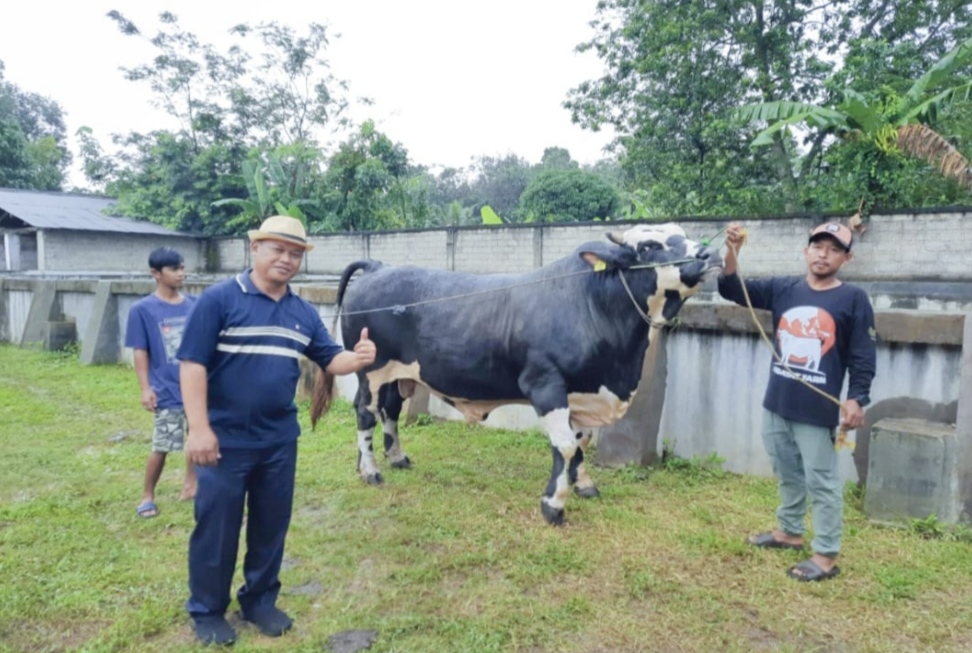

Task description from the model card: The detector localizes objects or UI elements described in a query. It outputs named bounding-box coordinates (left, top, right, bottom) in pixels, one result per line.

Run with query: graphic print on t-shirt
left=158, top=316, right=188, bottom=363
left=773, top=306, right=836, bottom=384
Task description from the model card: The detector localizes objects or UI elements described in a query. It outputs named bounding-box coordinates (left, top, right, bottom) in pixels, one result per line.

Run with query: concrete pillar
left=446, top=228, right=457, bottom=271
left=20, top=280, right=59, bottom=346
left=0, top=278, right=8, bottom=342
left=864, top=418, right=959, bottom=523
left=36, top=230, right=46, bottom=272
left=4, top=233, right=21, bottom=271
left=595, top=330, right=668, bottom=467
left=955, top=313, right=972, bottom=521
left=80, top=281, right=119, bottom=364
left=403, top=385, right=431, bottom=425
left=533, top=227, right=544, bottom=268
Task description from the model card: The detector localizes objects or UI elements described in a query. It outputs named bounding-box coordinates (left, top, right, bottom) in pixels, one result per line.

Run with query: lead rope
left=321, top=258, right=695, bottom=322
left=727, top=238, right=854, bottom=452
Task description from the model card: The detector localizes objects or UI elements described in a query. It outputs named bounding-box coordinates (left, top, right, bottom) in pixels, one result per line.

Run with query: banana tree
left=211, top=154, right=318, bottom=232
left=736, top=35, right=972, bottom=188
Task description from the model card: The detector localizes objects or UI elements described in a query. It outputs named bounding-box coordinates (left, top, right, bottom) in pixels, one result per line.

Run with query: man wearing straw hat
left=177, top=215, right=376, bottom=645
left=719, top=220, right=876, bottom=583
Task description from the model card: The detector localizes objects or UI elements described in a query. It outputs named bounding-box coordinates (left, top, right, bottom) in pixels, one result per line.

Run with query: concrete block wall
left=541, top=224, right=616, bottom=265
left=368, top=231, right=449, bottom=269
left=41, top=231, right=205, bottom=273
left=210, top=209, right=972, bottom=283
left=305, top=234, right=367, bottom=274
left=214, top=238, right=248, bottom=272
left=454, top=227, right=536, bottom=274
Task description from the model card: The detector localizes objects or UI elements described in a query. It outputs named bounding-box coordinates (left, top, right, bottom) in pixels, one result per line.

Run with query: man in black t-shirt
left=719, top=221, right=876, bottom=582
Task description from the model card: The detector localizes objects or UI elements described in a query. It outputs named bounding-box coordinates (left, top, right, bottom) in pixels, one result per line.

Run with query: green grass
left=2, top=344, right=972, bottom=652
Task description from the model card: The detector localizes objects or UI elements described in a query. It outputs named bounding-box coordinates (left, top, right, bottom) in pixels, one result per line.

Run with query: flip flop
left=746, top=532, right=803, bottom=551
left=136, top=501, right=159, bottom=518
left=788, top=558, right=840, bottom=582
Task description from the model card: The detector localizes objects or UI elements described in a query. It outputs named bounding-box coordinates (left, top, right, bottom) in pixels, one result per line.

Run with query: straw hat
left=248, top=215, right=314, bottom=251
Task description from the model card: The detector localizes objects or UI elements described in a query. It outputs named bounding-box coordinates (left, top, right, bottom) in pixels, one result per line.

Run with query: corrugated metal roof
left=0, top=188, right=193, bottom=237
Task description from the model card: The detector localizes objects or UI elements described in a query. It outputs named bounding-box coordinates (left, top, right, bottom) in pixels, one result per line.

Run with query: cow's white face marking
left=617, top=223, right=689, bottom=251
left=616, top=222, right=720, bottom=323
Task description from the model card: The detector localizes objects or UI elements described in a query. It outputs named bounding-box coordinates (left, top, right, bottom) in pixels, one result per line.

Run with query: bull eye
left=639, top=241, right=662, bottom=254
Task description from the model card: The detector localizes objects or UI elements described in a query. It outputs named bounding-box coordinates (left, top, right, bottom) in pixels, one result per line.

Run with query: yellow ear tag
left=593, top=261, right=607, bottom=272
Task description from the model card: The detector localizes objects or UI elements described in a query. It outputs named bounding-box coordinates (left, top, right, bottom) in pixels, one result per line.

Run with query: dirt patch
left=3, top=618, right=112, bottom=653
left=327, top=628, right=379, bottom=653
left=284, top=579, right=324, bottom=596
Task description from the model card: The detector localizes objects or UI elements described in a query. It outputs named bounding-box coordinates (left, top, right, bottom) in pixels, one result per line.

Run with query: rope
left=319, top=257, right=695, bottom=321
left=727, top=240, right=854, bottom=451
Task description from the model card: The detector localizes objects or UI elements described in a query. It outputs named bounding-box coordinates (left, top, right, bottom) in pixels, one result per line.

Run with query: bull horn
left=606, top=231, right=625, bottom=245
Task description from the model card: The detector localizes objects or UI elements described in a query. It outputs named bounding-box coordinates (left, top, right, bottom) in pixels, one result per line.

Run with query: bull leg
left=570, top=429, right=600, bottom=499
left=378, top=384, right=411, bottom=469
left=354, top=377, right=383, bottom=485
left=539, top=407, right=580, bottom=526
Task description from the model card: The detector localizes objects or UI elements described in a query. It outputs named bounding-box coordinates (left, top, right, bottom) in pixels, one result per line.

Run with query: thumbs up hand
left=353, top=326, right=376, bottom=368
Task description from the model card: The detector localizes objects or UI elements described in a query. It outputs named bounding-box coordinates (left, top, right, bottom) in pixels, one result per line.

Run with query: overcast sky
left=1, top=0, right=616, bottom=187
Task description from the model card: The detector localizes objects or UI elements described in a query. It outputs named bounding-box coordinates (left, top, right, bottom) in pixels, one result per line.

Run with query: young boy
left=126, top=247, right=197, bottom=518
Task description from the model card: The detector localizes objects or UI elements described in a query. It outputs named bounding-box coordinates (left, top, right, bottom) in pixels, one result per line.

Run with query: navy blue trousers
left=186, top=441, right=297, bottom=620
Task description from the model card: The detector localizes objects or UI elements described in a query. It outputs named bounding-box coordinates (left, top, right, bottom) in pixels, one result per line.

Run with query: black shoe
left=241, top=606, right=293, bottom=637
left=193, top=615, right=237, bottom=646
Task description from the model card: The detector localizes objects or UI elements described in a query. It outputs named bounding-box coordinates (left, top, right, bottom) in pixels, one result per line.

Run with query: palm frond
left=901, top=34, right=972, bottom=115
left=735, top=101, right=845, bottom=124
left=897, top=123, right=972, bottom=187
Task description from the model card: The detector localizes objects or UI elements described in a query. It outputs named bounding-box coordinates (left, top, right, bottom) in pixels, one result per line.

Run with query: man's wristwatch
left=850, top=393, right=870, bottom=407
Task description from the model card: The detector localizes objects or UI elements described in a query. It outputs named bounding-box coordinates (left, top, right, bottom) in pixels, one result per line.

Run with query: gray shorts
left=153, top=408, right=187, bottom=453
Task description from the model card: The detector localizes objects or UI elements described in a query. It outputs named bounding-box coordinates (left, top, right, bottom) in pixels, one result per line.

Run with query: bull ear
left=579, top=242, right=637, bottom=270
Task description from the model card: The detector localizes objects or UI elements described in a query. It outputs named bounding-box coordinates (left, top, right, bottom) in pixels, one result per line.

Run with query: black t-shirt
left=718, top=273, right=877, bottom=428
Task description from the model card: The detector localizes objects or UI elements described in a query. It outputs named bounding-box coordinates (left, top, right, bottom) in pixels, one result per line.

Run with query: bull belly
left=567, top=387, right=635, bottom=428
left=365, top=361, right=633, bottom=427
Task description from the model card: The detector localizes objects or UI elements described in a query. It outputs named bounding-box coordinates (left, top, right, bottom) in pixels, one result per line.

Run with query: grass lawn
left=2, top=344, right=972, bottom=653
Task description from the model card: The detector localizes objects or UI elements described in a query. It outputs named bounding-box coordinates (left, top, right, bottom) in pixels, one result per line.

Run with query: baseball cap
left=808, top=222, right=852, bottom=252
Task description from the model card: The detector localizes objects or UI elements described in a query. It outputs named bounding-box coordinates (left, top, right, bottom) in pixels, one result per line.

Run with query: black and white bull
left=311, top=224, right=722, bottom=525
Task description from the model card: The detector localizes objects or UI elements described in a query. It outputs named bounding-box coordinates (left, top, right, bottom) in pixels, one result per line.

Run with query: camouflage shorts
left=153, top=408, right=187, bottom=453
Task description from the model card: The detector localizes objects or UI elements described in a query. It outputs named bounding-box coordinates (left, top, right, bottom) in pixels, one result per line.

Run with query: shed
left=0, top=188, right=202, bottom=273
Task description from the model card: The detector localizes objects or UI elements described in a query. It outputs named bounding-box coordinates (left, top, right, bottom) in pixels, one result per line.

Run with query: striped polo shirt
left=177, top=270, right=344, bottom=448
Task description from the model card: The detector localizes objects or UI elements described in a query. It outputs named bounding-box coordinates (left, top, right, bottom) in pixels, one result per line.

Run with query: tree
left=566, top=0, right=972, bottom=216
left=737, top=34, right=972, bottom=208
left=519, top=169, right=620, bottom=222
left=86, top=12, right=350, bottom=233
left=317, top=121, right=419, bottom=232
left=466, top=154, right=534, bottom=222
left=0, top=59, right=72, bottom=190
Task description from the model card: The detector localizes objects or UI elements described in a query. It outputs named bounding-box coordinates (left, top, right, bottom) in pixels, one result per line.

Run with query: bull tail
left=311, top=259, right=384, bottom=429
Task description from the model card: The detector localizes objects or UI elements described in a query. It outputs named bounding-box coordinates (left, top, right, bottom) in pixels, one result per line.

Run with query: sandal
left=746, top=531, right=803, bottom=551
left=788, top=558, right=840, bottom=582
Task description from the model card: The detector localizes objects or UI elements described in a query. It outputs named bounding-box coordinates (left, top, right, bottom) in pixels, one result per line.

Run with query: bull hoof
left=574, top=486, right=601, bottom=499
left=390, top=456, right=412, bottom=470
left=541, top=501, right=565, bottom=526
left=365, top=473, right=384, bottom=486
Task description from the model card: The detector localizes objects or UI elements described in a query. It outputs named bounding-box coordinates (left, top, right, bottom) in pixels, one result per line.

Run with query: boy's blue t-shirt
left=125, top=293, right=197, bottom=409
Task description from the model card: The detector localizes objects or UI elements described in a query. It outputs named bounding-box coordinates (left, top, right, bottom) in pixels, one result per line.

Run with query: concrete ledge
left=296, top=286, right=339, bottom=305
left=676, top=304, right=964, bottom=346
left=864, top=418, right=959, bottom=524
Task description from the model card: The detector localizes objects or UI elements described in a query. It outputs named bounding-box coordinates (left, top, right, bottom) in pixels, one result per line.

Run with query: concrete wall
left=39, top=230, right=205, bottom=273
left=201, top=208, right=972, bottom=282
